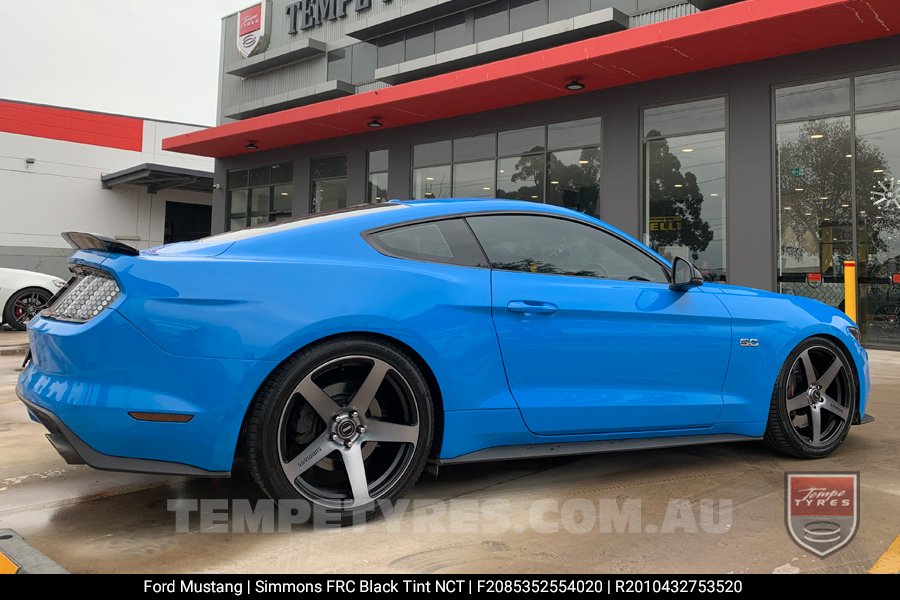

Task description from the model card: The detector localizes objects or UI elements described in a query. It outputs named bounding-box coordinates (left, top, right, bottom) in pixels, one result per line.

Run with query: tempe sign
left=286, top=0, right=386, bottom=33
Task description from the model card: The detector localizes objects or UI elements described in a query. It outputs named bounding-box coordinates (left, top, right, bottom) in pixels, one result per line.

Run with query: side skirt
left=438, top=434, right=761, bottom=465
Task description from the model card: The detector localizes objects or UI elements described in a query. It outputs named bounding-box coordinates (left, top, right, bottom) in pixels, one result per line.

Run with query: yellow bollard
left=843, top=261, right=858, bottom=324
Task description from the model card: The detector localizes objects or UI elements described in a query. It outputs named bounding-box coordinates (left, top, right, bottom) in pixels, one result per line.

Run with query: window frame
left=363, top=211, right=672, bottom=282
left=364, top=217, right=489, bottom=268
left=226, top=162, right=294, bottom=231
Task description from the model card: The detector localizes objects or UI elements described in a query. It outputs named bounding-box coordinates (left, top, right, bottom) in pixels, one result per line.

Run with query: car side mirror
left=670, top=257, right=704, bottom=291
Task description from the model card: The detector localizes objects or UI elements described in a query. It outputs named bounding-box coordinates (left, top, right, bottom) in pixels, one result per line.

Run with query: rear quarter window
left=367, top=219, right=487, bottom=268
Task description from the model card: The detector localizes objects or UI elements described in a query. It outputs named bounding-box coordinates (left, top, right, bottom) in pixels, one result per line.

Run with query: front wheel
left=764, top=337, right=857, bottom=458
left=245, top=337, right=434, bottom=525
left=3, top=287, right=52, bottom=331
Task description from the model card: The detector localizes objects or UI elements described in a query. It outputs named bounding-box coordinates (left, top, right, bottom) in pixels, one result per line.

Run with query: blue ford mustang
left=17, top=199, right=870, bottom=521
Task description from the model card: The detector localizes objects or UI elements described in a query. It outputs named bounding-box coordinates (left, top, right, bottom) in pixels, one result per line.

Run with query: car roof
left=153, top=198, right=667, bottom=265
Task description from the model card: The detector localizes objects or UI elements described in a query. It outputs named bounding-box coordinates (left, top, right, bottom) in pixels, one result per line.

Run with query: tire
left=3, top=287, right=52, bottom=331
left=245, top=336, right=434, bottom=526
left=764, top=336, right=857, bottom=458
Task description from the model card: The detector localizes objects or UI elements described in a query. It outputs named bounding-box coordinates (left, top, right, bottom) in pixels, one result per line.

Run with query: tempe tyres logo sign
left=237, top=2, right=272, bottom=59
left=786, top=472, right=859, bottom=557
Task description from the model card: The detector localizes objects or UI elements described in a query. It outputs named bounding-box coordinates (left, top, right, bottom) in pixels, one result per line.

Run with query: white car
left=0, top=268, right=66, bottom=331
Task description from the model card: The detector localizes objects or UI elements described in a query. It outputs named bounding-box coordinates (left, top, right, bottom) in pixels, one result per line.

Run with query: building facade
left=164, top=0, right=900, bottom=349
left=0, top=101, right=213, bottom=279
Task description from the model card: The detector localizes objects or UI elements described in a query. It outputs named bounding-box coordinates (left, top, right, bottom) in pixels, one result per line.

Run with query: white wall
left=0, top=121, right=213, bottom=254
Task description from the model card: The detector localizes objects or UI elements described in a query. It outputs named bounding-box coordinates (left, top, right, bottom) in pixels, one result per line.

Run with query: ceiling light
left=810, top=134, right=824, bottom=139
left=674, top=184, right=684, bottom=188
left=795, top=188, right=805, bottom=192
left=483, top=187, right=491, bottom=191
left=579, top=160, right=589, bottom=164
left=784, top=206, right=793, bottom=210
left=565, top=80, right=586, bottom=91
left=531, top=195, right=539, bottom=199
left=841, top=203, right=850, bottom=207
left=682, top=148, right=694, bottom=153
left=876, top=216, right=884, bottom=219
left=846, top=154, right=853, bottom=158
left=820, top=196, right=829, bottom=200
left=805, top=212, right=812, bottom=216
left=499, top=170, right=505, bottom=174
left=245, top=141, right=258, bottom=150
left=280, top=192, right=289, bottom=196
left=426, top=177, right=435, bottom=181
left=550, top=181, right=560, bottom=185
left=368, top=119, right=383, bottom=128
left=824, top=217, right=831, bottom=221
left=710, top=193, right=719, bottom=197
left=874, top=169, right=885, bottom=173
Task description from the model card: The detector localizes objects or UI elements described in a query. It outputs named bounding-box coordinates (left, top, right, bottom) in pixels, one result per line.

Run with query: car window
left=467, top=215, right=669, bottom=283
left=368, top=219, right=487, bottom=267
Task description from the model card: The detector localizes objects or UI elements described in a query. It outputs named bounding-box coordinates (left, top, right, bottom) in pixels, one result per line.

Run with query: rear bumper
left=18, top=395, right=227, bottom=477
left=16, top=310, right=276, bottom=473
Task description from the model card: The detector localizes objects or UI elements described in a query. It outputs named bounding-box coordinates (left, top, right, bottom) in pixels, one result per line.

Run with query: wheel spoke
left=350, top=359, right=390, bottom=415
left=282, top=432, right=333, bottom=482
left=786, top=393, right=808, bottom=412
left=810, top=406, right=822, bottom=445
left=817, top=358, right=843, bottom=391
left=798, top=350, right=817, bottom=386
left=821, top=394, right=849, bottom=421
left=366, top=419, right=419, bottom=444
left=341, top=446, right=372, bottom=506
left=296, top=376, right=342, bottom=421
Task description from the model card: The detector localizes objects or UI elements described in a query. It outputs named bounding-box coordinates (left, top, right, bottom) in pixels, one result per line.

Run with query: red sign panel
left=239, top=5, right=262, bottom=36
left=893, top=273, right=900, bottom=285
left=806, top=273, right=823, bottom=283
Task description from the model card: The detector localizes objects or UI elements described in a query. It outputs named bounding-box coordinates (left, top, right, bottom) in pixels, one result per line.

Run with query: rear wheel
left=3, top=287, right=51, bottom=331
left=764, top=337, right=856, bottom=458
left=245, top=337, right=433, bottom=525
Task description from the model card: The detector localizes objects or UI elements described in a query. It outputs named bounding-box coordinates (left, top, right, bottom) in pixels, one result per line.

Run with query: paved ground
left=0, top=327, right=897, bottom=574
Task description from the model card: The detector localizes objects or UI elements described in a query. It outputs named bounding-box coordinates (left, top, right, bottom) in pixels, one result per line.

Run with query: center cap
left=337, top=420, right=356, bottom=438
left=331, top=411, right=364, bottom=447
left=808, top=386, right=823, bottom=405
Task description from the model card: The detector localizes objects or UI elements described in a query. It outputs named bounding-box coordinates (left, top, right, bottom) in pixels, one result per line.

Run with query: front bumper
left=17, top=310, right=276, bottom=473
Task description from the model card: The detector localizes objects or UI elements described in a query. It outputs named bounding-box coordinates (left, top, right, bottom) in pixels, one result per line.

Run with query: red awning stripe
left=0, top=101, right=144, bottom=152
left=163, top=0, right=900, bottom=158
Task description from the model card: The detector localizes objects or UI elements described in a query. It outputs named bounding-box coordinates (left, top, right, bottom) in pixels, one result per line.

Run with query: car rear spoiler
left=61, top=232, right=140, bottom=257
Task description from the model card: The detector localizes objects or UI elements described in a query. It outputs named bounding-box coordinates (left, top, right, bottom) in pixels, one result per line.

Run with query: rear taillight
left=44, top=269, right=120, bottom=323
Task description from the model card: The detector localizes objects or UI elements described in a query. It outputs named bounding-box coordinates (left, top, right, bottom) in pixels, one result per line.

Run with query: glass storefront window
left=644, top=99, right=727, bottom=282
left=411, top=118, right=602, bottom=207
left=227, top=162, right=293, bottom=231
left=855, top=108, right=900, bottom=346
left=549, top=116, right=603, bottom=151
left=499, top=126, right=544, bottom=156
left=643, top=98, right=726, bottom=138
left=453, top=161, right=496, bottom=198
left=497, top=154, right=544, bottom=202
left=454, top=133, right=496, bottom=162
left=547, top=148, right=600, bottom=213
left=775, top=79, right=850, bottom=122
left=413, top=165, right=452, bottom=199
left=311, top=156, right=348, bottom=213
left=367, top=149, right=389, bottom=203
left=776, top=70, right=900, bottom=349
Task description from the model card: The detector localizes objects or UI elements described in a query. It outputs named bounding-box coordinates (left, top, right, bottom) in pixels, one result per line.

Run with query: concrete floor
left=1, top=326, right=898, bottom=574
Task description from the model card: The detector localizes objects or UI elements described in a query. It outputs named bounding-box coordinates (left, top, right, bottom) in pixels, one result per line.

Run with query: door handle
left=507, top=301, right=559, bottom=316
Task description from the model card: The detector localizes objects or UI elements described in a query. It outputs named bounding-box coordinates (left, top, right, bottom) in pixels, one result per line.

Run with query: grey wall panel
left=0, top=247, right=71, bottom=280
